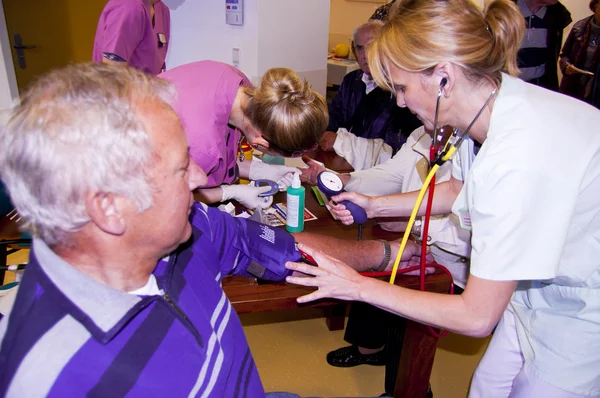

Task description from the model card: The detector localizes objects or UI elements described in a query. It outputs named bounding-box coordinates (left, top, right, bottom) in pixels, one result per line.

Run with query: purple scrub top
left=93, top=0, right=170, bottom=75
left=159, top=61, right=252, bottom=187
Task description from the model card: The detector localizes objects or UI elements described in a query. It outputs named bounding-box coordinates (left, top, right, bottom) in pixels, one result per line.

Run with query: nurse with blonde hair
left=286, top=0, right=600, bottom=396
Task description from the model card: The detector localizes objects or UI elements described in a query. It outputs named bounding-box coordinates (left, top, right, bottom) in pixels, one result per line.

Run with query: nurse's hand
left=285, top=243, right=367, bottom=303
left=249, top=159, right=299, bottom=190
left=221, top=184, right=273, bottom=210
left=330, top=191, right=374, bottom=225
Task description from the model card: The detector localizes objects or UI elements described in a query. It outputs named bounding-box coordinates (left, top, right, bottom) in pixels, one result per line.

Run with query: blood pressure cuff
left=232, top=219, right=301, bottom=281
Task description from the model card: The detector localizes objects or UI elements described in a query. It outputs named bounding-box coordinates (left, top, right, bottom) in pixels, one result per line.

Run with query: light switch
left=232, top=48, right=240, bottom=68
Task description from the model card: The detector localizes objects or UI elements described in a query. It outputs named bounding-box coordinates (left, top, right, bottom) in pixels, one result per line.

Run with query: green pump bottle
left=285, top=172, right=305, bottom=233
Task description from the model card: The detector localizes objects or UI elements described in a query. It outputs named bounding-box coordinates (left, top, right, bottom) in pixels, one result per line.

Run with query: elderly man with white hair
left=0, top=63, right=421, bottom=397
left=318, top=20, right=421, bottom=171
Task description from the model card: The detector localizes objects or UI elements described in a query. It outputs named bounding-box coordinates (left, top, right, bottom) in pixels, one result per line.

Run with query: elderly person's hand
left=285, top=243, right=371, bottom=302
left=387, top=239, right=435, bottom=275
left=329, top=191, right=374, bottom=225
left=299, top=156, right=327, bottom=185
left=318, top=131, right=338, bottom=151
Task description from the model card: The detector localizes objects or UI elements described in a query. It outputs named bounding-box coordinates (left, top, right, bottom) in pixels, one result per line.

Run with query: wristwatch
left=412, top=219, right=423, bottom=238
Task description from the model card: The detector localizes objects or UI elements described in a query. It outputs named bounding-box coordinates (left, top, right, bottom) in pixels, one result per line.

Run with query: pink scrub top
left=93, top=0, right=170, bottom=75
left=159, top=61, right=252, bottom=187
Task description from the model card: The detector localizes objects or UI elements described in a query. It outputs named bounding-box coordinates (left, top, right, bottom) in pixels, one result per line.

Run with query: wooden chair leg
left=325, top=303, right=346, bottom=331
left=394, top=320, right=438, bottom=398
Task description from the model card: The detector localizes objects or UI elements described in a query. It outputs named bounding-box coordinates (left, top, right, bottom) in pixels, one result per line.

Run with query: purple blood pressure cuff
left=233, top=220, right=300, bottom=281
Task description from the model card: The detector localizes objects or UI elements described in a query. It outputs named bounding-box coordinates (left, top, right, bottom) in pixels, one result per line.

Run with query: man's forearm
left=293, top=232, right=397, bottom=272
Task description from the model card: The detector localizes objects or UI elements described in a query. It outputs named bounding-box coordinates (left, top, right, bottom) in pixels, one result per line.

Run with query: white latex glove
left=221, top=184, right=273, bottom=210
left=249, top=159, right=299, bottom=190
left=277, top=173, right=295, bottom=190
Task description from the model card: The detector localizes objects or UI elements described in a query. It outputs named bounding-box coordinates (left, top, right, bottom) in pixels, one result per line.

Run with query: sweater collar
left=32, top=239, right=165, bottom=342
left=361, top=72, right=378, bottom=95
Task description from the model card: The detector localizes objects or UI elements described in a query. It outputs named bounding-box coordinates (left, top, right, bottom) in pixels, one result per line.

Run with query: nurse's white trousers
left=469, top=306, right=588, bottom=398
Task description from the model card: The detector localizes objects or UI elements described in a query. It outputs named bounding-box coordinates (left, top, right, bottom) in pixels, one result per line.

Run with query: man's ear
left=85, top=192, right=127, bottom=236
left=433, top=62, right=455, bottom=98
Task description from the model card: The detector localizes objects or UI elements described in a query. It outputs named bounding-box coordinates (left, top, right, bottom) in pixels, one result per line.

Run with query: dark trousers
left=343, top=301, right=406, bottom=394
left=343, top=285, right=464, bottom=394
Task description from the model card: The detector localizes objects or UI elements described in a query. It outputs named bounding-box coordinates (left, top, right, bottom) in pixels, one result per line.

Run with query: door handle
left=13, top=33, right=36, bottom=69
left=13, top=44, right=36, bottom=50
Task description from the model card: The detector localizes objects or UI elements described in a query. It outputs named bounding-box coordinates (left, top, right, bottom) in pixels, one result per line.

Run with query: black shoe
left=426, top=383, right=433, bottom=398
left=326, top=345, right=386, bottom=367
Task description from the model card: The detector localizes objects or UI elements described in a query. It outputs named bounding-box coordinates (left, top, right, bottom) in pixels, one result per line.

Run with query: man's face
left=354, top=28, right=378, bottom=76
left=129, top=100, right=207, bottom=256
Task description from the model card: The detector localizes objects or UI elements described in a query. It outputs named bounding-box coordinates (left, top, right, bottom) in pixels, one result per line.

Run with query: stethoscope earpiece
left=440, top=78, right=448, bottom=88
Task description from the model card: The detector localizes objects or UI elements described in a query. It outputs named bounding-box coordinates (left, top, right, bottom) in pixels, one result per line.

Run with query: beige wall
left=328, top=0, right=384, bottom=51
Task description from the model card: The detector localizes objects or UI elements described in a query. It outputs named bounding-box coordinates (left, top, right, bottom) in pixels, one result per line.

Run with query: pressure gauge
left=317, top=171, right=344, bottom=197
left=316, top=170, right=368, bottom=225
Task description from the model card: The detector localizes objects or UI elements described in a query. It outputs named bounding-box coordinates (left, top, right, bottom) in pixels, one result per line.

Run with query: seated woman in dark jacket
left=559, top=0, right=600, bottom=107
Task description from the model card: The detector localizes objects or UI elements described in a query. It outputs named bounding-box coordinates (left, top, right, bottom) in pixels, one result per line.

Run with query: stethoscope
left=386, top=77, right=497, bottom=338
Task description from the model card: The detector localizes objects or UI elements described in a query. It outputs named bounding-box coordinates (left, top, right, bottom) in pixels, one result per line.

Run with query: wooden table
left=223, top=151, right=452, bottom=398
left=1, top=214, right=30, bottom=285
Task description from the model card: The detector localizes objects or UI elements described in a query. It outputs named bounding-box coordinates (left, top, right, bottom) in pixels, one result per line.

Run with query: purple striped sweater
left=0, top=203, right=299, bottom=397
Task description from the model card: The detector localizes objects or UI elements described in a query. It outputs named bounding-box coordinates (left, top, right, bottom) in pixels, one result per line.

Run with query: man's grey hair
left=0, top=62, right=175, bottom=245
left=352, top=20, right=384, bottom=43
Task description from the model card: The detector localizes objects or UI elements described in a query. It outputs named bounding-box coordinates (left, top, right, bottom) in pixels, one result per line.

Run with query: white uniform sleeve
left=332, top=128, right=393, bottom=171
left=345, top=154, right=405, bottom=196
left=345, top=133, right=419, bottom=196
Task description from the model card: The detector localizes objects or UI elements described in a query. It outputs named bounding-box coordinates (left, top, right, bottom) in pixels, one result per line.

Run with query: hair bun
left=261, top=68, right=313, bottom=105
left=242, top=67, right=328, bottom=157
left=276, top=82, right=302, bottom=102
left=281, top=86, right=315, bottom=105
